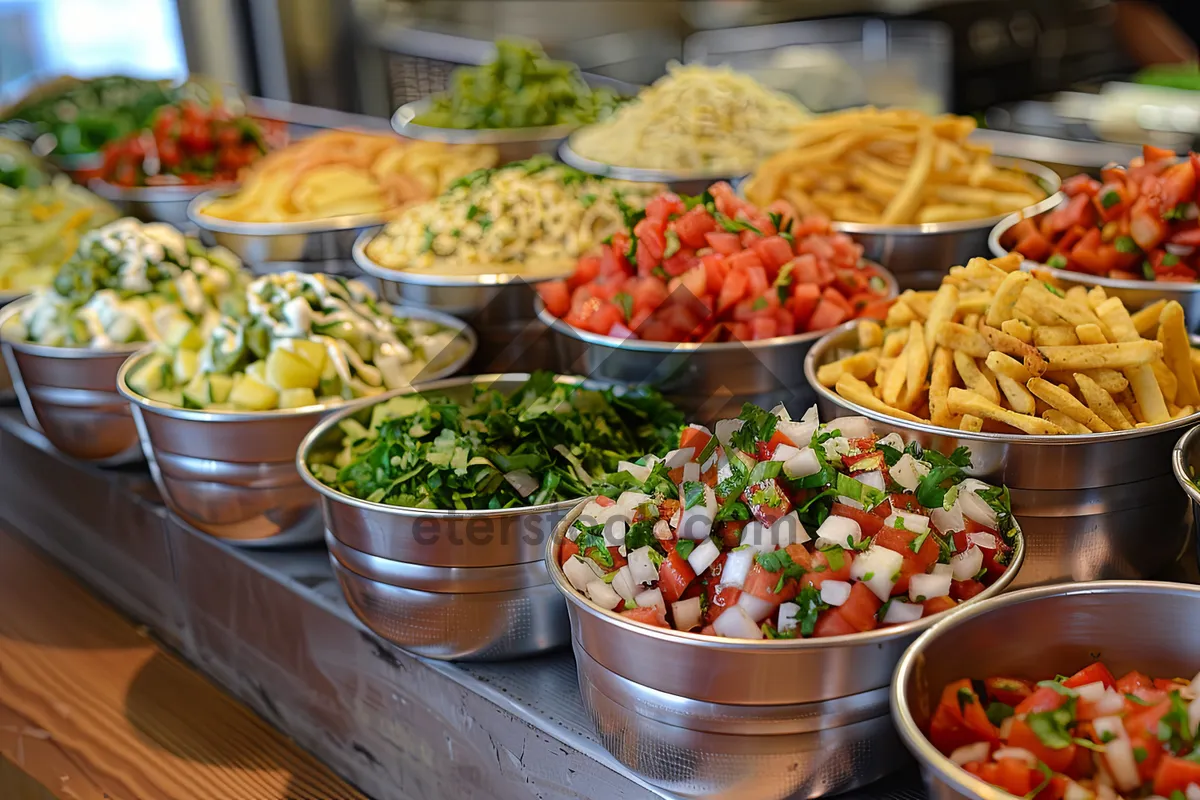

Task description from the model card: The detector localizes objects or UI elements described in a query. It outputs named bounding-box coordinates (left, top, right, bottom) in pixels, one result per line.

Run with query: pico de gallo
left=556, top=403, right=1020, bottom=639
left=100, top=100, right=284, bottom=188
left=929, top=662, right=1200, bottom=800
left=537, top=182, right=892, bottom=343
left=1001, top=145, right=1200, bottom=283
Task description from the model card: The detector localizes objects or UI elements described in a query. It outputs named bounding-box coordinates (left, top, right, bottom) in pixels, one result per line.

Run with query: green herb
left=1047, top=254, right=1068, bottom=269
left=914, top=447, right=972, bottom=510
left=580, top=193, right=597, bottom=209
left=1026, top=701, right=1076, bottom=750
left=751, top=297, right=767, bottom=311
left=1115, top=235, right=1139, bottom=254
left=730, top=404, right=778, bottom=455
left=714, top=212, right=761, bottom=235
left=663, top=229, right=681, bottom=259
left=987, top=701, right=1015, bottom=726
left=750, top=548, right=809, bottom=593
left=419, top=226, right=435, bottom=254
left=1171, top=791, right=1188, bottom=800
left=614, top=291, right=633, bottom=322
left=478, top=213, right=493, bottom=232
left=682, top=481, right=706, bottom=510
left=793, top=585, right=828, bottom=637
left=762, top=621, right=796, bottom=639
left=696, top=432, right=718, bottom=467
left=624, top=520, right=661, bottom=553
left=835, top=471, right=886, bottom=510
left=909, top=528, right=932, bottom=554
left=1073, top=737, right=1105, bottom=752
left=1163, top=253, right=1181, bottom=267
left=1144, top=260, right=1157, bottom=281
left=1099, top=730, right=1116, bottom=743
left=1101, top=190, right=1121, bottom=209
left=575, top=525, right=614, bottom=568
left=1043, top=281, right=1065, bottom=298
left=1036, top=680, right=1079, bottom=697
left=674, top=539, right=697, bottom=560
left=1157, top=690, right=1194, bottom=753
left=466, top=204, right=480, bottom=221
left=863, top=571, right=875, bottom=581
left=893, top=515, right=907, bottom=530
left=1134, top=746, right=1148, bottom=763
left=1126, top=693, right=1153, bottom=706
left=1025, top=762, right=1054, bottom=800
left=1164, top=203, right=1191, bottom=221
left=821, top=546, right=845, bottom=571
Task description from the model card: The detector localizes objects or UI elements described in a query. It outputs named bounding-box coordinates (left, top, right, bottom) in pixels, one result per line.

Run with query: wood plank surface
left=0, top=529, right=367, bottom=800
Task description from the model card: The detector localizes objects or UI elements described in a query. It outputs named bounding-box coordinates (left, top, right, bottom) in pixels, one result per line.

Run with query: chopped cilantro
left=1144, top=260, right=1157, bottom=281
left=1134, top=745, right=1148, bottom=763
left=1047, top=254, right=1068, bottom=269
left=821, top=545, right=845, bottom=571
left=793, top=585, right=827, bottom=637
left=909, top=528, right=932, bottom=554
left=1043, top=281, right=1065, bottom=298
left=751, top=296, right=768, bottom=311
left=674, top=539, right=697, bottom=560
left=987, top=701, right=1015, bottom=726
left=1026, top=701, right=1076, bottom=750
left=1163, top=253, right=1181, bottom=267
left=614, top=291, right=633, bottom=322
left=682, top=481, right=706, bottom=510
left=1101, top=190, right=1121, bottom=209
left=1114, top=235, right=1138, bottom=254
left=663, top=229, right=681, bottom=259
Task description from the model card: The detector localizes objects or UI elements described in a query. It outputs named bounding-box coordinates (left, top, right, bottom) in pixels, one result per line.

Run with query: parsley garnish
left=1163, top=253, right=1181, bottom=267
left=1101, top=190, right=1120, bottom=209
left=624, top=520, right=661, bottom=553
left=914, top=447, right=972, bottom=510
left=714, top=212, right=761, bottom=235
left=821, top=545, right=845, bottom=571
left=613, top=291, right=633, bottom=322
left=663, top=229, right=681, bottom=259
left=792, top=585, right=827, bottom=637
left=1115, top=235, right=1138, bottom=254
left=682, top=481, right=706, bottom=510
left=1026, top=700, right=1076, bottom=749
left=674, top=539, right=697, bottom=560
left=1047, top=254, right=1068, bottom=269
left=909, top=528, right=932, bottom=554
left=575, top=525, right=614, bottom=568
left=987, top=701, right=1015, bottom=726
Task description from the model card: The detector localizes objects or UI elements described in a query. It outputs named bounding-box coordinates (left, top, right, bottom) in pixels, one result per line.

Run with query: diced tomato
left=1116, top=670, right=1155, bottom=694
left=788, top=283, right=821, bottom=329
left=750, top=315, right=778, bottom=340
left=703, top=586, right=742, bottom=625
left=985, top=676, right=1035, bottom=707
left=950, top=579, right=986, bottom=602
left=679, top=426, right=712, bottom=455
left=675, top=207, right=718, bottom=248
left=1153, top=756, right=1200, bottom=796
left=1063, top=174, right=1102, bottom=197
left=754, top=236, right=795, bottom=272
left=1043, top=193, right=1095, bottom=237
left=645, top=192, right=686, bottom=222
left=1008, top=717, right=1077, bottom=773
left=838, top=581, right=882, bottom=632
left=743, top=478, right=792, bottom=526
left=922, top=596, right=958, bottom=616
left=754, top=429, right=796, bottom=460
left=783, top=542, right=814, bottom=572
left=1144, top=144, right=1177, bottom=163
left=990, top=758, right=1037, bottom=797
left=1094, top=181, right=1132, bottom=222
left=538, top=280, right=571, bottom=317
left=928, top=679, right=999, bottom=753
left=829, top=503, right=885, bottom=538
left=559, top=539, right=580, bottom=566
left=1062, top=662, right=1117, bottom=690
left=716, top=268, right=748, bottom=313
left=799, top=548, right=853, bottom=591
left=658, top=549, right=696, bottom=604
left=812, top=608, right=857, bottom=637
left=1130, top=195, right=1170, bottom=251
left=621, top=606, right=669, bottom=628
left=607, top=547, right=628, bottom=569
left=1015, top=685, right=1069, bottom=715
left=705, top=231, right=742, bottom=255
left=1124, top=698, right=1171, bottom=740
left=806, top=298, right=848, bottom=332
left=1132, top=731, right=1163, bottom=783
left=742, top=562, right=798, bottom=604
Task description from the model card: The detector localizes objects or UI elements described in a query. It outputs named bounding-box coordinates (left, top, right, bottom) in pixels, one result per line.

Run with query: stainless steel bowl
left=892, top=580, right=1200, bottom=800
left=329, top=533, right=569, bottom=661
left=990, top=208, right=1200, bottom=332
left=807, top=322, right=1195, bottom=584
left=829, top=158, right=1062, bottom=291
left=547, top=499, right=1024, bottom=706
left=116, top=307, right=475, bottom=544
left=533, top=264, right=898, bottom=425
left=298, top=373, right=588, bottom=567
left=575, top=641, right=905, bottom=800
left=557, top=136, right=744, bottom=196
left=353, top=227, right=560, bottom=372
left=89, top=180, right=213, bottom=229
left=188, top=189, right=386, bottom=271
left=0, top=298, right=142, bottom=464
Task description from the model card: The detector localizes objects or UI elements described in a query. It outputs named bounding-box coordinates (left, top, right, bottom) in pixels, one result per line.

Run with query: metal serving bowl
left=828, top=158, right=1062, bottom=291
left=547, top=499, right=1024, bottom=707
left=574, top=641, right=904, bottom=800
left=89, top=180, right=214, bottom=229
left=0, top=297, right=142, bottom=464
left=353, top=227, right=561, bottom=372
left=533, top=264, right=898, bottom=425
left=188, top=189, right=386, bottom=272
left=990, top=208, right=1200, bottom=332
left=892, top=580, right=1200, bottom=800
left=557, top=136, right=744, bottom=196
left=115, top=307, right=475, bottom=544
left=327, top=531, right=568, bottom=661
left=298, top=373, right=591, bottom=568
left=807, top=322, right=1196, bottom=584
left=1172, top=423, right=1200, bottom=561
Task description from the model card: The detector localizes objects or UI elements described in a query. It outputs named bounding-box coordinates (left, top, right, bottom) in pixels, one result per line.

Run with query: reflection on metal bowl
left=829, top=158, right=1062, bottom=291
left=116, top=307, right=475, bottom=545
left=557, top=136, right=744, bottom=196
left=328, top=532, right=568, bottom=661
left=532, top=263, right=897, bottom=425
left=0, top=298, right=142, bottom=464
left=893, top=581, right=1200, bottom=800
left=806, top=322, right=1195, bottom=584
left=574, top=644, right=905, bottom=800
left=1172, top=423, right=1200, bottom=577
left=89, top=180, right=213, bottom=229
left=990, top=208, right=1200, bottom=332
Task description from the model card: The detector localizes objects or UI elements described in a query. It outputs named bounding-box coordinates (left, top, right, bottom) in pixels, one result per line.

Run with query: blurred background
left=2, top=0, right=1200, bottom=151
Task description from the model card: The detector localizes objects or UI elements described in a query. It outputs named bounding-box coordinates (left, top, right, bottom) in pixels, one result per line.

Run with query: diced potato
left=128, top=354, right=169, bottom=396
left=148, top=389, right=184, bottom=406
left=287, top=339, right=327, bottom=372
left=246, top=360, right=268, bottom=382
left=266, top=348, right=320, bottom=390
left=208, top=373, right=234, bottom=404
left=279, top=388, right=318, bottom=409
left=174, top=348, right=199, bottom=383
left=229, top=375, right=279, bottom=411
left=183, top=374, right=210, bottom=408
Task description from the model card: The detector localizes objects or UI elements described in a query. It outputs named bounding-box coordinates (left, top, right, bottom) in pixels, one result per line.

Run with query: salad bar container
left=807, top=322, right=1194, bottom=586
left=534, top=262, right=897, bottom=423
left=1173, top=424, right=1200, bottom=545
left=557, top=137, right=740, bottom=196
left=990, top=209, right=1200, bottom=332
left=0, top=298, right=143, bottom=464
left=892, top=580, right=1200, bottom=800
left=88, top=179, right=212, bottom=229
left=830, top=158, right=1062, bottom=291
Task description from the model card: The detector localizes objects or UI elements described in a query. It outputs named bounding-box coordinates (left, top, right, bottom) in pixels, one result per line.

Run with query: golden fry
left=985, top=351, right=1031, bottom=384
left=996, top=373, right=1036, bottom=415
left=1086, top=285, right=1108, bottom=312
left=886, top=301, right=917, bottom=328
left=979, top=322, right=1047, bottom=377
left=905, top=321, right=929, bottom=408
left=959, top=414, right=984, bottom=432
left=1131, top=299, right=1168, bottom=337
left=1151, top=359, right=1178, bottom=406
left=1158, top=301, right=1200, bottom=406
left=1074, top=324, right=1107, bottom=346
left=954, top=351, right=1001, bottom=404
left=1039, top=341, right=1162, bottom=371
left=924, top=284, right=959, bottom=352
left=1126, top=364, right=1169, bottom=425
left=857, top=319, right=884, bottom=350
left=947, top=388, right=1064, bottom=435
left=1074, top=373, right=1132, bottom=431
left=882, top=328, right=909, bottom=358
left=985, top=270, right=1032, bottom=328
left=817, top=351, right=880, bottom=388
left=1042, top=409, right=1091, bottom=435
left=1026, top=378, right=1112, bottom=433
left=882, top=348, right=911, bottom=407
left=935, top=322, right=991, bottom=358
left=1033, top=326, right=1080, bottom=347
left=834, top=374, right=924, bottom=422
left=1001, top=319, right=1033, bottom=343
left=929, top=347, right=955, bottom=428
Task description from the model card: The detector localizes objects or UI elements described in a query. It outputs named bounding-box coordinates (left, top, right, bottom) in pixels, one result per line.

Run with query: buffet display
left=5, top=52, right=1200, bottom=800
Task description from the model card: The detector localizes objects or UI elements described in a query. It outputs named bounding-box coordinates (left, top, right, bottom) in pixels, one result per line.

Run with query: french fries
left=744, top=108, right=1048, bottom=226
left=815, top=254, right=1200, bottom=435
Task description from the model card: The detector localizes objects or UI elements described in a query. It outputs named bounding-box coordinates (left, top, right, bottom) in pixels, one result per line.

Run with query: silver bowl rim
left=187, top=187, right=390, bottom=236
left=545, top=493, right=1026, bottom=651
left=530, top=259, right=898, bottom=353
left=890, top=579, right=1200, bottom=800
left=557, top=134, right=750, bottom=185
left=392, top=97, right=583, bottom=145
left=1171, top=422, right=1200, bottom=507
left=352, top=226, right=571, bottom=289
left=0, top=296, right=145, bottom=360
left=989, top=206, right=1200, bottom=294
left=89, top=178, right=226, bottom=203
left=296, top=372, right=605, bottom=520
left=114, top=303, right=478, bottom=422
left=805, top=319, right=1200, bottom=444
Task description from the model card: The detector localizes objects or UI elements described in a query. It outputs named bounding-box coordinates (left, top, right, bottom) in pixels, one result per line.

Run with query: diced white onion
left=627, top=546, right=659, bottom=586
left=820, top=580, right=853, bottom=607
left=957, top=487, right=999, bottom=530
left=1075, top=681, right=1108, bottom=703
left=678, top=484, right=717, bottom=540
left=653, top=519, right=673, bottom=540
left=777, top=601, right=801, bottom=633
left=882, top=600, right=924, bottom=625
left=771, top=511, right=808, bottom=547
left=885, top=509, right=930, bottom=533
left=739, top=521, right=772, bottom=552
left=682, top=461, right=700, bottom=483
left=603, top=518, right=628, bottom=548
left=815, top=515, right=862, bottom=549
left=1095, top=689, right=1125, bottom=716
left=1103, top=735, right=1141, bottom=792
left=856, top=470, right=886, bottom=493
left=585, top=579, right=623, bottom=610
left=686, top=538, right=721, bottom=575
left=951, top=546, right=983, bottom=581
left=1096, top=784, right=1118, bottom=800
left=909, top=572, right=952, bottom=602
left=504, top=469, right=539, bottom=497
left=712, top=605, right=763, bottom=639
left=634, top=588, right=664, bottom=609
left=772, top=443, right=801, bottom=463
left=611, top=566, right=638, bottom=603
left=663, top=447, right=695, bottom=468
left=826, top=415, right=873, bottom=439
left=715, top=418, right=745, bottom=453
left=890, top=453, right=930, bottom=491
left=564, top=555, right=605, bottom=591
left=821, top=436, right=852, bottom=461
left=737, top=592, right=776, bottom=622
left=931, top=505, right=966, bottom=535
left=992, top=747, right=1038, bottom=767
left=999, top=716, right=1014, bottom=740
left=1092, top=716, right=1126, bottom=744
left=720, top=547, right=756, bottom=589
left=877, top=432, right=905, bottom=450
left=850, top=546, right=903, bottom=601
left=1189, top=693, right=1200, bottom=742
left=836, top=495, right=865, bottom=511
left=949, top=742, right=991, bottom=766
left=1186, top=784, right=1200, bottom=800
left=783, top=447, right=822, bottom=479
left=671, top=596, right=703, bottom=631
left=617, top=491, right=654, bottom=510
left=1064, top=780, right=1094, bottom=800
left=967, top=531, right=999, bottom=550
left=617, top=460, right=651, bottom=484
left=932, top=563, right=954, bottom=577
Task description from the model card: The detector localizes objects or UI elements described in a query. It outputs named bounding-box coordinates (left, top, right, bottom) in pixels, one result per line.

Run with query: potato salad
left=7, top=217, right=246, bottom=348
left=125, top=272, right=470, bottom=411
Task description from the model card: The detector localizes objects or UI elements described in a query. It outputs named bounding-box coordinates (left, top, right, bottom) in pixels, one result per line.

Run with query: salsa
left=557, top=403, right=1019, bottom=639
left=929, top=662, right=1200, bottom=800
left=1002, top=145, right=1200, bottom=283
left=538, top=182, right=891, bottom=342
